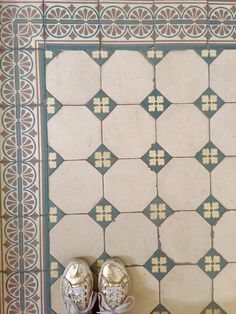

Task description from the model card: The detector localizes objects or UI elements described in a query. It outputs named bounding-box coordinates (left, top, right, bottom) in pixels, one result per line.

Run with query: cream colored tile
left=106, top=213, right=157, bottom=265
left=214, top=264, right=236, bottom=314
left=102, top=51, right=154, bottom=104
left=51, top=278, right=65, bottom=314
left=214, top=211, right=236, bottom=262
left=162, top=266, right=211, bottom=314
left=48, top=107, right=101, bottom=159
left=160, top=212, right=211, bottom=263
left=156, top=104, right=209, bottom=156
left=46, top=51, right=100, bottom=105
left=49, top=161, right=103, bottom=214
left=128, top=267, right=159, bottom=314
left=210, top=50, right=236, bottom=102
left=156, top=50, right=208, bottom=103
left=158, top=159, right=210, bottom=211
left=50, top=215, right=103, bottom=266
left=212, top=158, right=236, bottom=209
left=103, top=105, right=155, bottom=158
left=211, top=103, right=236, bottom=155
left=104, top=160, right=156, bottom=212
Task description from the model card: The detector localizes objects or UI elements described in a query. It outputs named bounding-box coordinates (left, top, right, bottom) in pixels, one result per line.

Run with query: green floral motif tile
left=87, top=90, right=116, bottom=120
left=91, top=252, right=110, bottom=276
left=45, top=91, right=62, bottom=120
left=197, top=196, right=226, bottom=225
left=198, top=248, right=227, bottom=279
left=87, top=144, right=118, bottom=174
left=89, top=198, right=119, bottom=229
left=201, top=302, right=227, bottom=314
left=48, top=146, right=64, bottom=176
left=48, top=201, right=65, bottom=230
left=143, top=197, right=173, bottom=226
left=196, top=48, right=223, bottom=64
left=195, top=142, right=225, bottom=172
left=144, top=250, right=174, bottom=280
left=86, top=48, right=114, bottom=65
left=142, top=143, right=172, bottom=173
left=141, top=89, right=171, bottom=119
left=50, top=255, right=64, bottom=285
left=142, top=48, right=168, bottom=65
left=151, top=304, right=171, bottom=314
left=194, top=88, right=224, bottom=118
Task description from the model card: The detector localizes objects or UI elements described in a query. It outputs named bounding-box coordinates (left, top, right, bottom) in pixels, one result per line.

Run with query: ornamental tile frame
left=1, top=1, right=236, bottom=313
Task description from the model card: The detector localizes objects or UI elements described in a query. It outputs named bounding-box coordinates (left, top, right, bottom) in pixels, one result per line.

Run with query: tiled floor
left=1, top=1, right=236, bottom=314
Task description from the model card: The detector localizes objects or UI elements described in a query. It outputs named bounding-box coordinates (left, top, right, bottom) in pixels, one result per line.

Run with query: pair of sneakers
left=60, top=257, right=135, bottom=314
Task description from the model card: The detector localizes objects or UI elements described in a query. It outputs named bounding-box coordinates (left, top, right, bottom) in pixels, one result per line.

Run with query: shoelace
left=97, top=292, right=135, bottom=314
left=65, top=290, right=97, bottom=314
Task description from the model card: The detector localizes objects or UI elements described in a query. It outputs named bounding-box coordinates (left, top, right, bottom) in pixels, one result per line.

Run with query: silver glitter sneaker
left=60, top=258, right=97, bottom=314
left=98, top=258, right=135, bottom=314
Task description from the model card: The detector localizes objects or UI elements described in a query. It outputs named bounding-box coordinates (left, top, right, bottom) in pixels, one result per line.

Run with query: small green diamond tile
left=87, top=144, right=118, bottom=174
left=201, top=302, right=227, bottom=314
left=195, top=48, right=223, bottom=64
left=144, top=250, right=174, bottom=280
left=48, top=146, right=64, bottom=176
left=143, top=197, right=173, bottom=226
left=151, top=304, right=171, bottom=314
left=87, top=90, right=116, bottom=120
left=142, top=48, right=168, bottom=65
left=141, top=89, right=171, bottom=119
left=91, top=252, right=110, bottom=276
left=194, top=88, right=224, bottom=118
left=89, top=198, right=119, bottom=229
left=142, top=143, right=172, bottom=173
left=48, top=201, right=65, bottom=230
left=197, top=195, right=226, bottom=225
left=86, top=48, right=114, bottom=65
left=45, top=91, right=62, bottom=120
left=50, top=255, right=64, bottom=285
left=195, top=142, right=225, bottom=172
left=198, top=248, right=227, bottom=279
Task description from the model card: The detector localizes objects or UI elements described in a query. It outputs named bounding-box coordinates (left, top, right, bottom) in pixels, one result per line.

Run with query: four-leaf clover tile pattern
left=197, top=196, right=226, bottom=225
left=194, top=88, right=224, bottom=118
left=142, top=143, right=172, bottom=172
left=195, top=142, right=225, bottom=172
left=87, top=144, right=118, bottom=174
left=198, top=249, right=228, bottom=279
left=143, top=197, right=174, bottom=226
left=89, top=198, right=119, bottom=229
left=144, top=250, right=175, bottom=280
left=141, top=89, right=171, bottom=119
left=87, top=90, right=117, bottom=120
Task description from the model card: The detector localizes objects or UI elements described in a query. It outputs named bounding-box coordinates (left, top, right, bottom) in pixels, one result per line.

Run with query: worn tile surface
left=1, top=1, right=236, bottom=313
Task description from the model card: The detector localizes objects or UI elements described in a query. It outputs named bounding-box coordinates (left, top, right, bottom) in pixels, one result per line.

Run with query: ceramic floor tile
left=160, top=212, right=211, bottom=263
left=104, top=159, right=156, bottom=212
left=212, top=158, right=236, bottom=209
left=105, top=213, right=157, bottom=265
left=2, top=2, right=236, bottom=312
left=49, top=161, right=103, bottom=214
left=102, top=50, right=154, bottom=104
left=48, top=106, right=101, bottom=159
left=156, top=104, right=209, bottom=157
left=210, top=50, right=236, bottom=102
left=158, top=158, right=210, bottom=211
left=155, top=50, right=208, bottom=103
left=161, top=266, right=211, bottom=314
left=103, top=105, right=155, bottom=158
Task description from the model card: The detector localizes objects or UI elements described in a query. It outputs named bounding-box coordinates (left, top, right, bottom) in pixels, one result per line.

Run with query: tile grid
left=1, top=1, right=236, bottom=312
